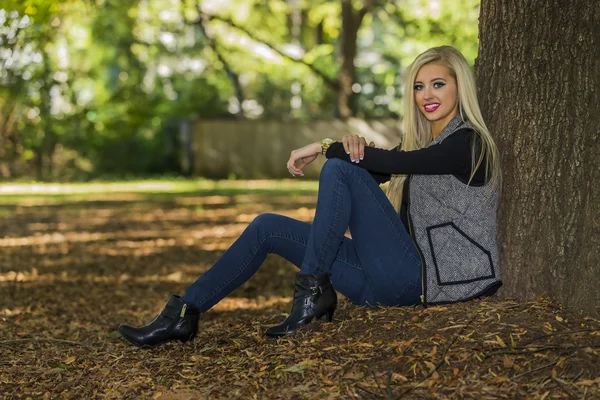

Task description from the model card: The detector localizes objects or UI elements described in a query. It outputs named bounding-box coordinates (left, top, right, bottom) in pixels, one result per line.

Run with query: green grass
left=0, top=179, right=319, bottom=206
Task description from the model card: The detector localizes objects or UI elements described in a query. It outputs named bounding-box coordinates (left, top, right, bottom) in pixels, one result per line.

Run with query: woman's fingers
left=287, top=154, right=303, bottom=176
left=289, top=163, right=303, bottom=176
left=341, top=136, right=372, bottom=163
left=349, top=138, right=356, bottom=161
left=341, top=136, right=348, bottom=155
left=358, top=137, right=367, bottom=161
left=350, top=136, right=360, bottom=162
left=350, top=136, right=366, bottom=163
left=296, top=158, right=311, bottom=171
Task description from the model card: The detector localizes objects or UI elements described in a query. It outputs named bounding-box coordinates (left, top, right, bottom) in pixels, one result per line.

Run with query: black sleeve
left=369, top=170, right=393, bottom=184
left=325, top=130, right=475, bottom=177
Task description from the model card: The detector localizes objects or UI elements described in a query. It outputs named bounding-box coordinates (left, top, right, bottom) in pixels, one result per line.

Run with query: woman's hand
left=287, top=142, right=322, bottom=177
left=342, top=135, right=375, bottom=163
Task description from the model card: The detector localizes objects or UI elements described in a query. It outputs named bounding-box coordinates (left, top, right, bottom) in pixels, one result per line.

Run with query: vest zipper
left=406, top=176, right=427, bottom=307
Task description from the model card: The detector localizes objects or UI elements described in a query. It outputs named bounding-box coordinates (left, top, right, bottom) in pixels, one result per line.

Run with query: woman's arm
left=325, top=130, right=475, bottom=176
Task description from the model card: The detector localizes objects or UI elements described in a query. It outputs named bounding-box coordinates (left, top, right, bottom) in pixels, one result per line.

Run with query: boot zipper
left=180, top=303, right=187, bottom=318
left=406, top=177, right=427, bottom=307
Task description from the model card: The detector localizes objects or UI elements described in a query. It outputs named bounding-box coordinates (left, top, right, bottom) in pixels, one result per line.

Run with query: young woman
left=118, top=45, right=502, bottom=347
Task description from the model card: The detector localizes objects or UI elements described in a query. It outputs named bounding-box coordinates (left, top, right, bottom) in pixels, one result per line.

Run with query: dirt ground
left=1, top=185, right=599, bottom=399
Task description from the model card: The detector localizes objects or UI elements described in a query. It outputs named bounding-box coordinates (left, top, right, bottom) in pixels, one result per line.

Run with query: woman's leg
left=300, top=158, right=423, bottom=306
left=120, top=160, right=421, bottom=345
left=181, top=213, right=377, bottom=311
left=184, top=158, right=422, bottom=311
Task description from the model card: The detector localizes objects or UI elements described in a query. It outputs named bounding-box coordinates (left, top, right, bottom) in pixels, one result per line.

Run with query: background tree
left=337, top=0, right=377, bottom=118
left=475, top=0, right=600, bottom=314
left=0, top=0, right=481, bottom=180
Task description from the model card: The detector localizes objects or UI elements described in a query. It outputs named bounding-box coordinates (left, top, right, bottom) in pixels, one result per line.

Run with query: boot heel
left=324, top=308, right=335, bottom=322
left=181, top=332, right=196, bottom=343
left=318, top=307, right=335, bottom=322
left=265, top=274, right=338, bottom=337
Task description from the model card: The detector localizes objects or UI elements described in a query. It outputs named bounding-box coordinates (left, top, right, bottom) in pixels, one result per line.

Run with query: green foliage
left=0, top=0, right=480, bottom=180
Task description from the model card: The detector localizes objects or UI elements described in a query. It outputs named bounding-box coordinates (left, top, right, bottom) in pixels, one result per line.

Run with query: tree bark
left=338, top=0, right=375, bottom=119
left=476, top=0, right=600, bottom=315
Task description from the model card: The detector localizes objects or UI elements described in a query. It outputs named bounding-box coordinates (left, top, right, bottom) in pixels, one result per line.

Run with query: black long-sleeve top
left=324, top=129, right=487, bottom=230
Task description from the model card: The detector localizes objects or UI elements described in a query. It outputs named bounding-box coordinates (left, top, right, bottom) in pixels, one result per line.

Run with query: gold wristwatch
left=320, top=138, right=336, bottom=155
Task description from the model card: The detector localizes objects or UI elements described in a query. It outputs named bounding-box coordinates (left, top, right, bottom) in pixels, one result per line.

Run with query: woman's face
left=413, top=63, right=459, bottom=132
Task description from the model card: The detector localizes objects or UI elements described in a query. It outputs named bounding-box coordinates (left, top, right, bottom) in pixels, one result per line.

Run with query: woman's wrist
left=314, top=141, right=323, bottom=155
left=317, top=138, right=336, bottom=155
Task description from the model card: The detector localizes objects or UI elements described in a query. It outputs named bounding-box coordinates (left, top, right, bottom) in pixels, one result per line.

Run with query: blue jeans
left=182, top=158, right=422, bottom=311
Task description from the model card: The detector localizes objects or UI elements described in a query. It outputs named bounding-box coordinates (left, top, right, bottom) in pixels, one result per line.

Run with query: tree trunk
left=476, top=0, right=600, bottom=315
left=339, top=0, right=358, bottom=119
left=338, top=0, right=375, bottom=119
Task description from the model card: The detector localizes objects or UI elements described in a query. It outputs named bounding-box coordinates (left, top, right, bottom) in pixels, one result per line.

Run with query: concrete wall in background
left=192, top=119, right=401, bottom=179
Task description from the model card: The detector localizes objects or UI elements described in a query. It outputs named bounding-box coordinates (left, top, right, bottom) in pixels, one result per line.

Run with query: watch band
left=320, top=138, right=336, bottom=155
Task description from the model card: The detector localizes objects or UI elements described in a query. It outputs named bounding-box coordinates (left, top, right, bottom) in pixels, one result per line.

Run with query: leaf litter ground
left=1, top=182, right=599, bottom=399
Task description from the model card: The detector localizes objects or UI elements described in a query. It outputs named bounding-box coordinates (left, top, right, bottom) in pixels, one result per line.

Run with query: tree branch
left=197, top=12, right=340, bottom=91
left=357, top=0, right=379, bottom=28
left=196, top=13, right=245, bottom=118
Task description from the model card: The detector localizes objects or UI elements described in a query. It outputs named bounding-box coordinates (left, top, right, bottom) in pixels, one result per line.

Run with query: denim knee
left=248, top=213, right=281, bottom=233
left=320, top=158, right=349, bottom=180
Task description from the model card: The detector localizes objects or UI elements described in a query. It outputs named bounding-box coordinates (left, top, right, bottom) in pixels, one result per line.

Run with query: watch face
left=323, top=138, right=333, bottom=145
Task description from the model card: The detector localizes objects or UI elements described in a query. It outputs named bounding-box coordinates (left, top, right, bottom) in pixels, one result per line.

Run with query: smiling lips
left=424, top=103, right=440, bottom=112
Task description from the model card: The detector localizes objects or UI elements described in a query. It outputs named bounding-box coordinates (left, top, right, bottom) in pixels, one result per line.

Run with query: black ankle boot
left=266, top=273, right=337, bottom=338
left=118, top=295, right=199, bottom=347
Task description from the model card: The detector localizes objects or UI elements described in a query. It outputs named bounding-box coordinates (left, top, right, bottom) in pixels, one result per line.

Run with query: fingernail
left=346, top=151, right=350, bottom=154
left=360, top=157, right=363, bottom=160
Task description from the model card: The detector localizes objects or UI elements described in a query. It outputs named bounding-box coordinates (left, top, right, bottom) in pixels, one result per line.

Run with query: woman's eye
left=413, top=84, right=424, bottom=91
left=433, top=82, right=446, bottom=89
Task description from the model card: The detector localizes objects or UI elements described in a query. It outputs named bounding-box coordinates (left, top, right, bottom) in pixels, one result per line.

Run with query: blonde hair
left=386, top=45, right=502, bottom=212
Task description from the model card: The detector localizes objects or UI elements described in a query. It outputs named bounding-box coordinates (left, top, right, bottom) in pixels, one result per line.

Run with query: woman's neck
left=431, top=122, right=443, bottom=139
left=430, top=114, right=461, bottom=139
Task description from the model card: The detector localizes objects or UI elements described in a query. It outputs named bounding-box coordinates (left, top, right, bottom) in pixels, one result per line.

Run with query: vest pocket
left=426, top=222, right=495, bottom=286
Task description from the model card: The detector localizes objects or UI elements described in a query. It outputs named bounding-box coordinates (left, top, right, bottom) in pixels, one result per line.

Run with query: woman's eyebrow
left=413, top=78, right=447, bottom=84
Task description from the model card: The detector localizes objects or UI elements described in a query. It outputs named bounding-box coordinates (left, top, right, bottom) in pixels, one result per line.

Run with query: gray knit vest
left=408, top=117, right=501, bottom=304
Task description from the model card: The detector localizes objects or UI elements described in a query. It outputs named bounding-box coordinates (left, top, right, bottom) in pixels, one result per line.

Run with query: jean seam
left=316, top=172, right=343, bottom=271
left=346, top=166, right=421, bottom=267
left=313, top=164, right=364, bottom=273
left=398, top=282, right=418, bottom=296
left=335, top=257, right=363, bottom=271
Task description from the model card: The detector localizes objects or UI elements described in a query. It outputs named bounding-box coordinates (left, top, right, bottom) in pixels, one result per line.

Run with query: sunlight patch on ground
left=0, top=182, right=180, bottom=194
left=175, top=195, right=234, bottom=206
left=0, top=224, right=249, bottom=248
left=0, top=179, right=318, bottom=195
left=8, top=193, right=149, bottom=206
left=0, top=269, right=203, bottom=285
left=211, top=296, right=291, bottom=311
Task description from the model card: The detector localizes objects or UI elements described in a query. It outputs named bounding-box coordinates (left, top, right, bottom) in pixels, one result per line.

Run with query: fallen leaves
left=576, top=377, right=600, bottom=386
left=0, top=187, right=599, bottom=399
left=63, top=356, right=77, bottom=365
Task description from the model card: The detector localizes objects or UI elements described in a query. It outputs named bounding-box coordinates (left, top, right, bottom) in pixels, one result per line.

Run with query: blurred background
left=0, top=0, right=480, bottom=181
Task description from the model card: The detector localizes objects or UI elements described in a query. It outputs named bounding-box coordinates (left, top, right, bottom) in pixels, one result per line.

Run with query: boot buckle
left=310, top=285, right=322, bottom=296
